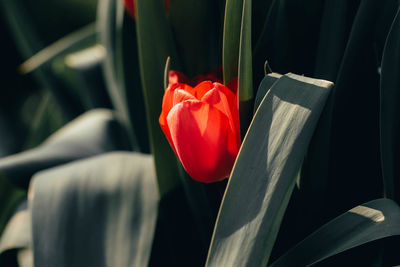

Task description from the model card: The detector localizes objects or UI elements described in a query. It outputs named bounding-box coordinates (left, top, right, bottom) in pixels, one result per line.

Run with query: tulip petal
left=173, top=89, right=196, bottom=106
left=159, top=84, right=192, bottom=153
left=169, top=71, right=189, bottom=86
left=202, top=83, right=240, bottom=147
left=192, top=81, right=214, bottom=99
left=167, top=100, right=238, bottom=182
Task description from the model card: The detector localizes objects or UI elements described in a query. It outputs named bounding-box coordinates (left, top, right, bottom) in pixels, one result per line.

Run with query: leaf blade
left=206, top=74, right=333, bottom=267
left=270, top=199, right=400, bottom=266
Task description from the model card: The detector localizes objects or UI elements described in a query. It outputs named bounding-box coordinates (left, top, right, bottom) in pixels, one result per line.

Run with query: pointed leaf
left=253, top=73, right=281, bottom=112
left=136, top=0, right=181, bottom=196
left=0, top=109, right=129, bottom=188
left=0, top=203, right=30, bottom=267
left=97, top=0, right=141, bottom=150
left=238, top=0, right=253, bottom=138
left=206, top=74, right=333, bottom=267
left=270, top=199, right=400, bottom=266
left=31, top=152, right=159, bottom=267
left=222, top=0, right=243, bottom=84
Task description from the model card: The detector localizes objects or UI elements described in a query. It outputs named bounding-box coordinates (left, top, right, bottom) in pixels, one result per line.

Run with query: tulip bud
left=159, top=72, right=240, bottom=183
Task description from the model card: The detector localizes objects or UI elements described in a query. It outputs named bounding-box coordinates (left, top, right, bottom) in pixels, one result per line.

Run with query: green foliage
left=0, top=177, right=25, bottom=236
left=0, top=109, right=130, bottom=188
left=222, top=0, right=243, bottom=85
left=271, top=199, right=400, bottom=266
left=30, top=152, right=158, bottom=267
left=135, top=0, right=181, bottom=196
left=380, top=7, right=400, bottom=202
left=1, top=0, right=400, bottom=266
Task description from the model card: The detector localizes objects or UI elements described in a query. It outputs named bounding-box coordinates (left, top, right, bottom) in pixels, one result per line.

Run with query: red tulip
left=123, top=0, right=170, bottom=19
left=159, top=71, right=240, bottom=183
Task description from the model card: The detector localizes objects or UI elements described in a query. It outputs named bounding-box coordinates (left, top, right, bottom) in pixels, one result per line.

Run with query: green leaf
left=136, top=0, right=181, bottom=196
left=222, top=0, right=243, bottom=85
left=223, top=0, right=254, bottom=137
left=30, top=152, right=159, bottom=267
left=0, top=178, right=25, bottom=236
left=206, top=74, right=333, bottom=267
left=270, top=199, right=400, bottom=266
left=97, top=0, right=141, bottom=151
left=380, top=7, right=400, bottom=203
left=253, top=73, right=281, bottom=113
left=116, top=3, right=151, bottom=153
left=238, top=0, right=252, bottom=102
left=237, top=0, right=253, bottom=138
left=19, top=23, right=96, bottom=75
left=0, top=109, right=130, bottom=188
left=0, top=202, right=29, bottom=266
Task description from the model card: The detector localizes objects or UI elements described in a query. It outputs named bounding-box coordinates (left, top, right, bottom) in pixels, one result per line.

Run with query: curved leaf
left=206, top=74, right=333, bottom=267
left=30, top=152, right=159, bottom=267
left=222, top=0, right=243, bottom=85
left=238, top=0, right=253, bottom=138
left=253, top=73, right=281, bottom=112
left=270, top=199, right=400, bottom=266
left=19, top=23, right=96, bottom=75
left=0, top=203, right=30, bottom=266
left=97, top=0, right=140, bottom=150
left=0, top=179, right=25, bottom=235
left=0, top=109, right=129, bottom=188
left=135, top=0, right=181, bottom=196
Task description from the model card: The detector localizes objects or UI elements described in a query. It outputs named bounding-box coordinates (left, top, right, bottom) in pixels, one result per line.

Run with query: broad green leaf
left=222, top=0, right=243, bottom=85
left=30, top=152, right=159, bottom=267
left=270, top=199, right=400, bottom=266
left=0, top=109, right=130, bottom=188
left=238, top=0, right=253, bottom=138
left=206, top=74, right=333, bottom=267
left=0, top=178, right=25, bottom=235
left=0, top=202, right=30, bottom=266
left=257, top=1, right=398, bottom=258
left=253, top=73, right=281, bottom=112
left=116, top=7, right=150, bottom=153
left=380, top=7, right=400, bottom=203
left=97, top=0, right=141, bottom=151
left=136, top=0, right=181, bottom=196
